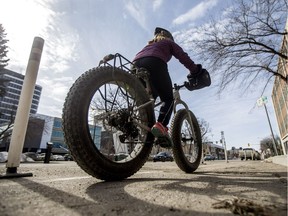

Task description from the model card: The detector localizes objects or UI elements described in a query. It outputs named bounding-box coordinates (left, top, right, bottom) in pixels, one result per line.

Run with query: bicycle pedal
left=155, top=137, right=173, bottom=148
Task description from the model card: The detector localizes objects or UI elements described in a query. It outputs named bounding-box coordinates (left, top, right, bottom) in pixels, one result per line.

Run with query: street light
left=257, top=96, right=278, bottom=156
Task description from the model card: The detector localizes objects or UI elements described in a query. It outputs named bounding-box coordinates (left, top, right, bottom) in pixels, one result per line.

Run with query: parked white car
left=239, top=148, right=257, bottom=160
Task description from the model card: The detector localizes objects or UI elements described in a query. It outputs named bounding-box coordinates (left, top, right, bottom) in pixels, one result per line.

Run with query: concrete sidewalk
left=265, top=155, right=288, bottom=167
left=0, top=160, right=287, bottom=216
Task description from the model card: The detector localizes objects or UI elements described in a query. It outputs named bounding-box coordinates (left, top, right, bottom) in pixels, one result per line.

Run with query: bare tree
left=260, top=135, right=282, bottom=156
left=198, top=118, right=211, bottom=142
left=186, top=0, right=287, bottom=94
left=0, top=104, right=16, bottom=144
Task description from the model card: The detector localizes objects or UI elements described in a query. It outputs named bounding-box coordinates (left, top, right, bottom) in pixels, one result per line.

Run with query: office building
left=0, top=68, right=42, bottom=125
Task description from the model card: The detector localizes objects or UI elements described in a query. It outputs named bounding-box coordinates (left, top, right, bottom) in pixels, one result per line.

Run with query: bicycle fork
left=173, top=89, right=196, bottom=141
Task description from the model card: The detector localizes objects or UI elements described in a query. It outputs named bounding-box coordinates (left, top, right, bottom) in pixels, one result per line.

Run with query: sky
left=0, top=0, right=281, bottom=151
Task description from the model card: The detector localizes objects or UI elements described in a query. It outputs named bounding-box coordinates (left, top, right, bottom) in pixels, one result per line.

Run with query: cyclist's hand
left=185, top=65, right=209, bottom=91
left=186, top=73, right=197, bottom=86
left=186, top=64, right=202, bottom=89
left=184, top=79, right=197, bottom=91
left=190, top=64, right=202, bottom=76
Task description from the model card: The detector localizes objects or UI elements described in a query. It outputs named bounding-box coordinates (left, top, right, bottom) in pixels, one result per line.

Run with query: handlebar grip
left=173, top=83, right=186, bottom=90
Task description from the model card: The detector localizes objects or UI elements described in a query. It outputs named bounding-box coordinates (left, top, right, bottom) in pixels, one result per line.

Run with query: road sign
left=257, top=96, right=268, bottom=107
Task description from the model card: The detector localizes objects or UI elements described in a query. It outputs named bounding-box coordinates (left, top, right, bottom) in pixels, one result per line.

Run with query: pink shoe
left=151, top=122, right=169, bottom=137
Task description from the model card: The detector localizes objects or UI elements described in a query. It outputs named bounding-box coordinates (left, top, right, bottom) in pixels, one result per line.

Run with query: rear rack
left=99, top=53, right=186, bottom=91
left=98, top=53, right=135, bottom=73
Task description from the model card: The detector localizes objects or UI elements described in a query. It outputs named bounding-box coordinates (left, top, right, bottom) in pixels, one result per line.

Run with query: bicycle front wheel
left=170, top=109, right=202, bottom=173
left=62, top=66, right=155, bottom=181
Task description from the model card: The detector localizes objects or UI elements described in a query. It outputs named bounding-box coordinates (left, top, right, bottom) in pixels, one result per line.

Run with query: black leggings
left=134, top=57, right=174, bottom=127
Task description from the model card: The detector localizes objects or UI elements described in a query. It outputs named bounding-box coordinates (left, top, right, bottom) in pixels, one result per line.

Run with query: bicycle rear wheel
left=170, top=109, right=202, bottom=173
left=62, top=66, right=154, bottom=181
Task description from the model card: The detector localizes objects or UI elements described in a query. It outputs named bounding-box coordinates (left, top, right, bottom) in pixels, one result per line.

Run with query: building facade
left=25, top=114, right=101, bottom=154
left=271, top=20, right=288, bottom=154
left=203, top=142, right=225, bottom=159
left=0, top=113, right=102, bottom=153
left=0, top=68, right=42, bottom=125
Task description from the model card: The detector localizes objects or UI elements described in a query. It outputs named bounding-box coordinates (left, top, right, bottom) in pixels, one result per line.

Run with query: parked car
left=51, top=154, right=65, bottom=161
left=239, top=148, right=257, bottom=160
left=204, top=154, right=215, bottom=161
left=24, top=152, right=39, bottom=161
left=254, top=151, right=261, bottom=160
left=64, top=154, right=73, bottom=161
left=36, top=153, right=54, bottom=161
left=51, top=144, right=69, bottom=154
left=153, top=152, right=173, bottom=162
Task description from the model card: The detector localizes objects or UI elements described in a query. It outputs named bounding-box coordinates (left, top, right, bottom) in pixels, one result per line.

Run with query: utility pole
left=257, top=96, right=278, bottom=156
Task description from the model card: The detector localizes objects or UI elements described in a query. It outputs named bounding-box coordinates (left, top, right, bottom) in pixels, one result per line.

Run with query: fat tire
left=171, top=109, right=202, bottom=173
left=62, top=66, right=154, bottom=181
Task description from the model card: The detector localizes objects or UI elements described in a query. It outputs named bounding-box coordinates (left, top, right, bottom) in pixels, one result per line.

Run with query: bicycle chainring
left=107, top=109, right=139, bottom=142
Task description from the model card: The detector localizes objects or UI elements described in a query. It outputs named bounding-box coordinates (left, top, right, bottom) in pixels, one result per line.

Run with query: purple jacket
left=133, top=39, right=197, bottom=72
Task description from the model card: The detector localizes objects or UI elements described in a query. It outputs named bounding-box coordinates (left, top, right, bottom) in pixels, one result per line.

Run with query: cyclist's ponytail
left=148, top=34, right=173, bottom=44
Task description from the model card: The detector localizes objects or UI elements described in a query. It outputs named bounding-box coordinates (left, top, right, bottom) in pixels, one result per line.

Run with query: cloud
left=38, top=76, right=74, bottom=101
left=42, top=29, right=80, bottom=74
left=0, top=0, right=80, bottom=117
left=123, top=0, right=163, bottom=31
left=0, top=0, right=54, bottom=69
left=0, top=0, right=79, bottom=74
left=153, top=0, right=163, bottom=11
left=172, top=0, right=218, bottom=25
left=37, top=75, right=74, bottom=117
left=124, top=1, right=148, bottom=30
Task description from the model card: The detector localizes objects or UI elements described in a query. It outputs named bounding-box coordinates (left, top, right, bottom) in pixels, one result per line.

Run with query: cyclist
left=133, top=27, right=206, bottom=138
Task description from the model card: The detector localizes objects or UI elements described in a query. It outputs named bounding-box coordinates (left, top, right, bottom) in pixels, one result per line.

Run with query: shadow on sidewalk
left=85, top=170, right=287, bottom=216
left=4, top=177, right=227, bottom=216
left=1, top=165, right=286, bottom=216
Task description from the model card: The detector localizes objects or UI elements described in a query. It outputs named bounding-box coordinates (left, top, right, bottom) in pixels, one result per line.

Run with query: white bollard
left=2, top=37, right=44, bottom=177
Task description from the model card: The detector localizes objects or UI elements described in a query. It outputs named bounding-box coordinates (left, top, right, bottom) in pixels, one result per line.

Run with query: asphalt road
left=0, top=160, right=287, bottom=216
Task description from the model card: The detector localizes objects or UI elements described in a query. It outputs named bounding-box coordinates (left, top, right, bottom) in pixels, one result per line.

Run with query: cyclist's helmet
left=154, top=27, right=174, bottom=41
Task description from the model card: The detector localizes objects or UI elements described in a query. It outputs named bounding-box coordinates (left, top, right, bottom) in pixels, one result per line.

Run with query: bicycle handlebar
left=173, top=83, right=186, bottom=91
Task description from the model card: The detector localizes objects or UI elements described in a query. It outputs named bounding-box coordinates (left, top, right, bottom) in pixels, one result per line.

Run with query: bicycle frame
left=61, top=53, right=202, bottom=181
